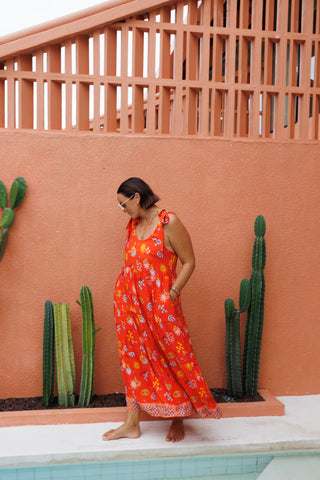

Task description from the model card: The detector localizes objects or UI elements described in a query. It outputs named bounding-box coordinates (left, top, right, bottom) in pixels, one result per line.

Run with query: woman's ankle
left=125, top=410, right=140, bottom=426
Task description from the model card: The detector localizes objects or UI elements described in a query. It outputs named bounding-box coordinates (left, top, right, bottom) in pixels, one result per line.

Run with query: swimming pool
left=1, top=451, right=319, bottom=480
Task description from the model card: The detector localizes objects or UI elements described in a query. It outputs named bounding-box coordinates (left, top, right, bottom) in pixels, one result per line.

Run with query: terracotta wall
left=0, top=130, right=319, bottom=399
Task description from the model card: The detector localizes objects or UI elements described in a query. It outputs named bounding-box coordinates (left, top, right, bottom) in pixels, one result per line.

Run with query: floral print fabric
left=114, top=209, right=222, bottom=419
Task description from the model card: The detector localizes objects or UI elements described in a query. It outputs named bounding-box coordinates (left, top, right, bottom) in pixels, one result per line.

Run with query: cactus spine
left=0, top=177, right=27, bottom=262
left=243, top=215, right=266, bottom=397
left=78, top=286, right=100, bottom=406
left=225, top=279, right=251, bottom=398
left=53, top=303, right=76, bottom=407
left=42, top=300, right=55, bottom=407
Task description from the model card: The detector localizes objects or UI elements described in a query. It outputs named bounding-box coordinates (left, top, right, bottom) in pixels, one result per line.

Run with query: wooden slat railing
left=0, top=0, right=319, bottom=139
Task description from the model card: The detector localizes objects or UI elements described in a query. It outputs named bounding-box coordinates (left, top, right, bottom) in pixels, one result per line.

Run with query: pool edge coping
left=1, top=443, right=320, bottom=469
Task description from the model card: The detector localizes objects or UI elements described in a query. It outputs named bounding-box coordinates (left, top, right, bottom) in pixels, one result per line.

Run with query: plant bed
left=0, top=389, right=264, bottom=412
left=0, top=389, right=284, bottom=427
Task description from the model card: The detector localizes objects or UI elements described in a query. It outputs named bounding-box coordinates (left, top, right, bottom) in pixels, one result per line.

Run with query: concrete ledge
left=0, top=389, right=284, bottom=427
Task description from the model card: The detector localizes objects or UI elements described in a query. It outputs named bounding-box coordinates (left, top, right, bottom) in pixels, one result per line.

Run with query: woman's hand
left=169, top=288, right=178, bottom=303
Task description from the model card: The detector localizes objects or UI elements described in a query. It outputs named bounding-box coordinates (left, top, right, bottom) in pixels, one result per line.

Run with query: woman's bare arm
left=163, top=213, right=195, bottom=301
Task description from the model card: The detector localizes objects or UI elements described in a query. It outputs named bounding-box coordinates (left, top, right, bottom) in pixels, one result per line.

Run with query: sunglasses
left=118, top=194, right=135, bottom=210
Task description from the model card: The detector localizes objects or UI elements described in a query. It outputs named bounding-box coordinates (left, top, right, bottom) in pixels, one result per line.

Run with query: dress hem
left=126, top=397, right=222, bottom=419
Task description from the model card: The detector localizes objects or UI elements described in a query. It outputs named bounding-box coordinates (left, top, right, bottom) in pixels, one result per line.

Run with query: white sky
left=1, top=0, right=108, bottom=37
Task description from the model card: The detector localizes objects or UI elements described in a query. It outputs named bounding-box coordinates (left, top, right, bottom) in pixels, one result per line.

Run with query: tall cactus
left=225, top=298, right=235, bottom=396
left=225, top=278, right=251, bottom=398
left=78, top=286, right=100, bottom=406
left=53, top=303, right=76, bottom=407
left=42, top=300, right=55, bottom=407
left=0, top=177, right=27, bottom=261
left=243, top=215, right=266, bottom=396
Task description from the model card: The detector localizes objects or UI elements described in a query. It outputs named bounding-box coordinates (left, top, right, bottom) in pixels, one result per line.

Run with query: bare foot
left=102, top=422, right=141, bottom=441
left=166, top=418, right=185, bottom=443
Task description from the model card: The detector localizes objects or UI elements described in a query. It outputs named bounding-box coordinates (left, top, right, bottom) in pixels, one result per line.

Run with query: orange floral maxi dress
left=114, top=210, right=222, bottom=419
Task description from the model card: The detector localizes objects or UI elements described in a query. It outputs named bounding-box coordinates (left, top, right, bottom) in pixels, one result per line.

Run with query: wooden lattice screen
left=0, top=0, right=319, bottom=139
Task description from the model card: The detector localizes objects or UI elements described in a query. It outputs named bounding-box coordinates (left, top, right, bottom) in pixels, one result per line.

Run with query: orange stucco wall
left=0, top=130, right=319, bottom=399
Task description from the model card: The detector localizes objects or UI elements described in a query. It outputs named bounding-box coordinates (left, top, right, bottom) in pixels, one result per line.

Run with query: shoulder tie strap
left=159, top=209, right=175, bottom=225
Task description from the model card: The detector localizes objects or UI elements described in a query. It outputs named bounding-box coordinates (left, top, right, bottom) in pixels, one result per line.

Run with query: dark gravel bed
left=0, top=389, right=263, bottom=412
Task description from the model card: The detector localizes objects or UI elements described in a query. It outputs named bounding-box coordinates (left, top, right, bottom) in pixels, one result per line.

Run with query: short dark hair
left=117, top=177, right=160, bottom=209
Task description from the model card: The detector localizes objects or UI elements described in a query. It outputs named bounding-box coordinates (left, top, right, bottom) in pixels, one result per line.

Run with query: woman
left=103, top=178, right=221, bottom=443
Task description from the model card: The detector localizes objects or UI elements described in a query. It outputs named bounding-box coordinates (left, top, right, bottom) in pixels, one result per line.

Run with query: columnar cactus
left=78, top=286, right=100, bottom=406
left=243, top=215, right=266, bottom=397
left=0, top=177, right=27, bottom=261
left=42, top=300, right=55, bottom=407
left=225, top=278, right=251, bottom=398
left=53, top=303, right=76, bottom=407
left=225, top=297, right=235, bottom=396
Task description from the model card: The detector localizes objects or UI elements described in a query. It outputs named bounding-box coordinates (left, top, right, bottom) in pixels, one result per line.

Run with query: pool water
left=0, top=451, right=319, bottom=480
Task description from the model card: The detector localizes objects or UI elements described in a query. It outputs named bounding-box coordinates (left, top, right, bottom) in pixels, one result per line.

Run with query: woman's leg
left=102, top=409, right=141, bottom=441
left=166, top=417, right=185, bottom=443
